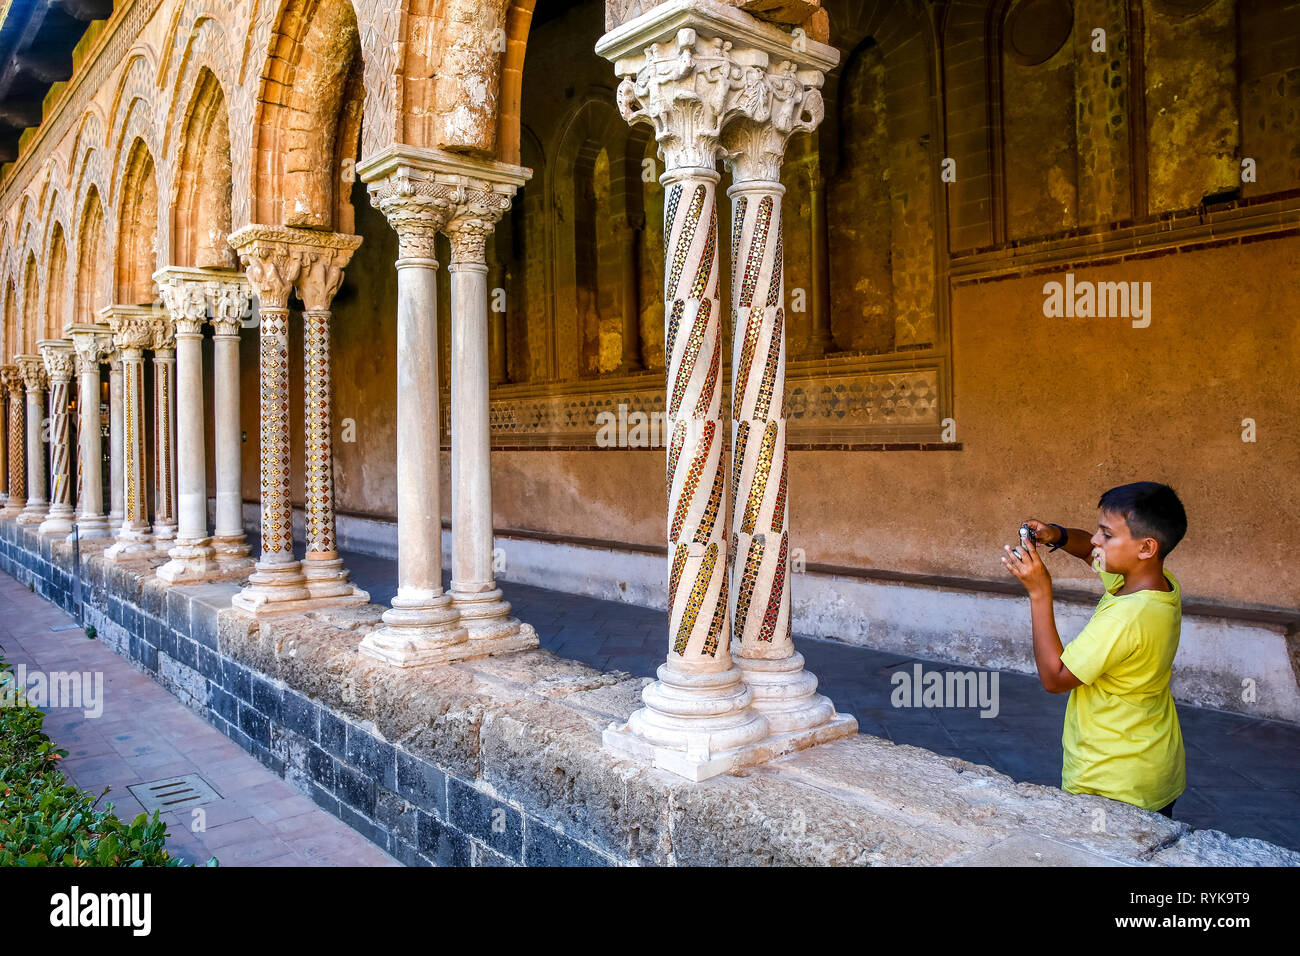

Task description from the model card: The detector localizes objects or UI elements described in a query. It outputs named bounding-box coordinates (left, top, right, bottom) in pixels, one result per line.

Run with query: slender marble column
left=446, top=204, right=535, bottom=650
left=102, top=307, right=158, bottom=560
left=37, top=340, right=76, bottom=536
left=209, top=279, right=252, bottom=561
left=596, top=26, right=771, bottom=780
left=0, top=385, right=7, bottom=506
left=68, top=327, right=111, bottom=538
left=719, top=31, right=856, bottom=745
left=229, top=227, right=311, bottom=610
left=155, top=270, right=215, bottom=582
left=0, top=367, right=24, bottom=518
left=358, top=158, right=466, bottom=664
left=15, top=354, right=48, bottom=525
left=107, top=352, right=124, bottom=525
left=151, top=319, right=179, bottom=552
left=295, top=243, right=367, bottom=604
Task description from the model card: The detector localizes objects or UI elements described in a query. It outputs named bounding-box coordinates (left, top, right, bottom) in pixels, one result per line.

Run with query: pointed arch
left=76, top=187, right=109, bottom=325
left=45, top=224, right=69, bottom=339
left=172, top=67, right=236, bottom=268
left=252, top=0, right=363, bottom=230
left=115, top=139, right=159, bottom=306
left=21, top=252, right=40, bottom=354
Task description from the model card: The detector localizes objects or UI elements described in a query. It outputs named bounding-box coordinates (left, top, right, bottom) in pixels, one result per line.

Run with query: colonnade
left=0, top=1, right=858, bottom=784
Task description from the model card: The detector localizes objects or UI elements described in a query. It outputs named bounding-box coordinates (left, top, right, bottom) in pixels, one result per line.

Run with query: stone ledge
left=1, top=516, right=1295, bottom=867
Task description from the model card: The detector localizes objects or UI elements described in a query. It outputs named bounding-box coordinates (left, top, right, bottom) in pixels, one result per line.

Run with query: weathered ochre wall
left=482, top=233, right=1300, bottom=612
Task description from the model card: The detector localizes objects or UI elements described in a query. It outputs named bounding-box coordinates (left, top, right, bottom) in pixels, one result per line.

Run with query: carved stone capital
left=101, top=305, right=161, bottom=353
left=67, top=324, right=113, bottom=376
left=37, top=340, right=76, bottom=382
left=358, top=146, right=528, bottom=262
left=15, top=354, right=48, bottom=391
left=152, top=313, right=177, bottom=352
left=228, top=224, right=360, bottom=312
left=0, top=365, right=22, bottom=395
left=597, top=5, right=837, bottom=173
left=295, top=243, right=358, bottom=312
left=208, top=278, right=253, bottom=336
left=155, top=268, right=210, bottom=337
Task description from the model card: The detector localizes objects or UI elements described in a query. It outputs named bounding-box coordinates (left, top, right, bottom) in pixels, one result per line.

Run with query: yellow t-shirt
left=1058, top=564, right=1185, bottom=811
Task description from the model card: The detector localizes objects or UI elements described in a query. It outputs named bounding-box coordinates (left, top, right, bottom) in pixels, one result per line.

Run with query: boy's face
left=1090, top=509, right=1158, bottom=573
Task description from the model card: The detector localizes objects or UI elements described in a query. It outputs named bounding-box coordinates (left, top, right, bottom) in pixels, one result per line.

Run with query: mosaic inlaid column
left=150, top=318, right=179, bottom=552
left=0, top=384, right=7, bottom=506
left=15, top=354, right=48, bottom=525
left=209, top=278, right=252, bottom=561
left=445, top=175, right=536, bottom=652
left=102, top=307, right=158, bottom=560
left=155, top=269, right=216, bottom=583
left=229, top=226, right=311, bottom=611
left=0, top=366, right=24, bottom=518
left=296, top=241, right=368, bottom=605
left=68, top=325, right=111, bottom=539
left=37, top=340, right=76, bottom=536
left=597, top=23, right=769, bottom=780
left=107, top=351, right=124, bottom=525
left=722, top=62, right=855, bottom=743
left=357, top=153, right=467, bottom=664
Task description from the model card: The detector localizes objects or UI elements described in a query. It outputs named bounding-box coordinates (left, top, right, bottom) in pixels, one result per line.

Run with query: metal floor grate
left=127, top=773, right=223, bottom=813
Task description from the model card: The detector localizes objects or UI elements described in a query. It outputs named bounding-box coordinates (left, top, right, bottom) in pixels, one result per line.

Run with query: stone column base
left=38, top=508, right=75, bottom=536
left=736, top=651, right=845, bottom=733
left=105, top=528, right=156, bottom=562
left=211, top=533, right=251, bottom=557
left=231, top=560, right=313, bottom=612
left=152, top=523, right=178, bottom=553
left=303, top=554, right=370, bottom=605
left=70, top=515, right=112, bottom=541
left=602, top=664, right=771, bottom=781
left=0, top=502, right=24, bottom=519
left=357, top=591, right=472, bottom=667
left=17, top=504, right=48, bottom=525
left=157, top=540, right=219, bottom=584
left=450, top=585, right=540, bottom=647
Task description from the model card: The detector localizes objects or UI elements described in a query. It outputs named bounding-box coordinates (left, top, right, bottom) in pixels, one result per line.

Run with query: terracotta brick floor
left=0, top=571, right=398, bottom=867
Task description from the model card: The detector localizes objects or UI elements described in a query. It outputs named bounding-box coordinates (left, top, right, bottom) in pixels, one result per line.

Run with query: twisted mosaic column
left=359, top=162, right=467, bottom=664
left=15, top=355, right=48, bottom=525
left=69, top=329, right=110, bottom=538
left=155, top=271, right=215, bottom=583
left=230, top=228, right=311, bottom=610
left=37, top=340, right=76, bottom=536
left=104, top=309, right=158, bottom=559
left=0, top=367, right=25, bottom=517
left=721, top=48, right=855, bottom=743
left=151, top=321, right=179, bottom=552
left=446, top=194, right=535, bottom=652
left=209, top=281, right=252, bottom=561
left=296, top=242, right=367, bottom=604
left=598, top=26, right=769, bottom=779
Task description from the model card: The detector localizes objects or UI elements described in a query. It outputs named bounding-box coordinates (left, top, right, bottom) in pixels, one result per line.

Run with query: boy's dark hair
left=1098, top=482, right=1188, bottom=559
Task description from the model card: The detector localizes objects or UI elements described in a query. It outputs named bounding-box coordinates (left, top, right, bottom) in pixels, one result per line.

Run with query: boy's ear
left=1137, top=536, right=1160, bottom=561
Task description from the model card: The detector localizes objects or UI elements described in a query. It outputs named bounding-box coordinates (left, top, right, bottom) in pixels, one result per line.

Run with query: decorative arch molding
left=75, top=187, right=110, bottom=326
left=114, top=139, right=160, bottom=306
left=107, top=51, right=164, bottom=209
left=252, top=0, right=364, bottom=230
left=44, top=223, right=70, bottom=340
left=162, top=14, right=240, bottom=159
left=495, top=0, right=537, bottom=166
left=20, top=252, right=41, bottom=355
left=354, top=0, right=408, bottom=159
left=171, top=67, right=236, bottom=268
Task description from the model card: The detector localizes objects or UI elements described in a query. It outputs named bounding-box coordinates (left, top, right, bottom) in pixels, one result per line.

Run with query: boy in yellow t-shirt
left=1002, top=481, right=1188, bottom=817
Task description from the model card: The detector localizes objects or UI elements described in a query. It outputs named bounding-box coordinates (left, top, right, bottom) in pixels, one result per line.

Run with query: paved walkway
left=343, top=550, right=1300, bottom=852
left=0, top=572, right=397, bottom=867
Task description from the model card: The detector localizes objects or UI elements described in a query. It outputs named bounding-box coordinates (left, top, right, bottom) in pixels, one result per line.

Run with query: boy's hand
left=1020, top=518, right=1062, bottom=547
left=1003, top=534, right=1052, bottom=598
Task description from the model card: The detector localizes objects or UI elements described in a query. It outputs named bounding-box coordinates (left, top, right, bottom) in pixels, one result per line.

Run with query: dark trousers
left=1156, top=799, right=1177, bottom=818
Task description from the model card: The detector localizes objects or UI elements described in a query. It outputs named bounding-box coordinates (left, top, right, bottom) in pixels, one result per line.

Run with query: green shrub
left=0, top=657, right=215, bottom=866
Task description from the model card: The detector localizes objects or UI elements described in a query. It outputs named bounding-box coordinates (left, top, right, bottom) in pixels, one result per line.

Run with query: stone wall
left=2, top=517, right=1294, bottom=867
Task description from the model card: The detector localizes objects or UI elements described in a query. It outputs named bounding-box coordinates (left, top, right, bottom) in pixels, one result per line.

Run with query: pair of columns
left=225, top=226, right=366, bottom=612
left=595, top=7, right=856, bottom=779
left=9, top=354, right=48, bottom=527
left=353, top=147, right=537, bottom=665
left=152, top=268, right=254, bottom=582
